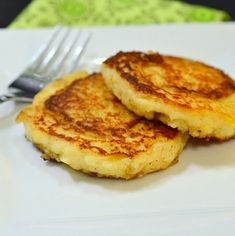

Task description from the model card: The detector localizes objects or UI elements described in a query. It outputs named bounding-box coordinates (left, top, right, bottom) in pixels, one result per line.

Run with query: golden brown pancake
left=16, top=72, right=188, bottom=179
left=102, top=51, right=235, bottom=140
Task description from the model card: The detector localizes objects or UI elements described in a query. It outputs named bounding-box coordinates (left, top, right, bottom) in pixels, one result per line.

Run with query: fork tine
left=52, top=31, right=91, bottom=78
left=50, top=30, right=81, bottom=78
left=70, top=32, right=91, bottom=72
left=28, top=26, right=62, bottom=72
left=39, top=28, right=73, bottom=75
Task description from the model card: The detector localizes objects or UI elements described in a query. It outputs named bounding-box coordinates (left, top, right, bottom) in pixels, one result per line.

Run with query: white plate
left=1, top=23, right=235, bottom=236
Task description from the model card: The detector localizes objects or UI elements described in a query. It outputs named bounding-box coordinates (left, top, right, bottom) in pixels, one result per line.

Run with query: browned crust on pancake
left=104, top=51, right=235, bottom=110
left=31, top=73, right=179, bottom=158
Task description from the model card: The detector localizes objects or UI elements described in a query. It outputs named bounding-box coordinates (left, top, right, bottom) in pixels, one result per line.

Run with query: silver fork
left=0, top=26, right=91, bottom=104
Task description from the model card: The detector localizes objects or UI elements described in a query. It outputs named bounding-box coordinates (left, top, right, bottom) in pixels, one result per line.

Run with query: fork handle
left=0, top=93, right=33, bottom=104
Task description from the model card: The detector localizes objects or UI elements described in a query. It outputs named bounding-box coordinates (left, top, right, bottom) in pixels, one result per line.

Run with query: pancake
left=102, top=51, right=235, bottom=140
left=16, top=72, right=188, bottom=179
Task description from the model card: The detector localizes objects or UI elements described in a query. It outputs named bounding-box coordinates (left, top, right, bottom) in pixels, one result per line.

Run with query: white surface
left=1, top=23, right=235, bottom=235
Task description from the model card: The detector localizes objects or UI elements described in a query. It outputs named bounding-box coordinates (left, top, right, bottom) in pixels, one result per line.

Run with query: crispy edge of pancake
left=16, top=72, right=188, bottom=179
left=102, top=64, right=235, bottom=140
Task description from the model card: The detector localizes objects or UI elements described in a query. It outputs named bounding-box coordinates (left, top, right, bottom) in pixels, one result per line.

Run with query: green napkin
left=10, top=0, right=230, bottom=28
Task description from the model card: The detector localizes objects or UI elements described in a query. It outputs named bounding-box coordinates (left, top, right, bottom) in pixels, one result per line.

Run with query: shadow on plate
left=0, top=102, right=26, bottom=129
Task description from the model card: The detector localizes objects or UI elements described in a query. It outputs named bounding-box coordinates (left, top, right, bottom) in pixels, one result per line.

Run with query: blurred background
left=0, top=0, right=234, bottom=28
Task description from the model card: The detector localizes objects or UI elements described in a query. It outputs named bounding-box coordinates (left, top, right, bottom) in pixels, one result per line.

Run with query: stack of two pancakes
left=17, top=51, right=235, bottom=179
